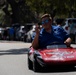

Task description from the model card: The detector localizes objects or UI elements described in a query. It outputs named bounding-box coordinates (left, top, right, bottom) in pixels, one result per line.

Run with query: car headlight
left=34, top=51, right=41, bottom=56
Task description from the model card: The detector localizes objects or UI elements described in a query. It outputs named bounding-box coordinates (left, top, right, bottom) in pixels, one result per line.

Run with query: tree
left=0, top=0, right=76, bottom=26
left=0, top=0, right=36, bottom=26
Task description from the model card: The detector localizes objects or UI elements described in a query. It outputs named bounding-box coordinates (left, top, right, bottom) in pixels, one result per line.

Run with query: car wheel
left=33, top=58, right=41, bottom=72
left=28, top=55, right=33, bottom=70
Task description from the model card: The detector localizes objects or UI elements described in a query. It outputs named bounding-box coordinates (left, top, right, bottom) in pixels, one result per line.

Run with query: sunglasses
left=41, top=19, right=49, bottom=25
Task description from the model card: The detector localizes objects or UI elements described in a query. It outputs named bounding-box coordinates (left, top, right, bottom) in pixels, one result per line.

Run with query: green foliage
left=0, top=10, right=5, bottom=24
left=26, top=0, right=76, bottom=18
left=0, top=0, right=76, bottom=26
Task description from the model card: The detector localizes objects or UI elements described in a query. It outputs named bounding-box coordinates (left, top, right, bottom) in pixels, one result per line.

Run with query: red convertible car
left=27, top=44, right=76, bottom=72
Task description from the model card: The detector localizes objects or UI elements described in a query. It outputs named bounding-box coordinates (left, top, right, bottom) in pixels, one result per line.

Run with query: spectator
left=9, top=27, right=15, bottom=40
left=3, top=28, right=8, bottom=40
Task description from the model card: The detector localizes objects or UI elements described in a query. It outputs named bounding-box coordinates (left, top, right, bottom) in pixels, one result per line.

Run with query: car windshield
left=68, top=19, right=76, bottom=24
left=47, top=44, right=67, bottom=49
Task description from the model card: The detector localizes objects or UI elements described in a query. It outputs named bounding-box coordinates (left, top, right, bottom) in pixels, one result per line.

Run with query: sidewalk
left=0, top=40, right=31, bottom=50
left=0, top=40, right=25, bottom=43
left=0, top=40, right=76, bottom=48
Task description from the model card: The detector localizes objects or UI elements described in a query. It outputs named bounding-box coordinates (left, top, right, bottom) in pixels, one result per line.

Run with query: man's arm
left=32, top=34, right=39, bottom=49
left=31, top=25, right=40, bottom=49
left=58, top=26, right=72, bottom=47
left=64, top=37, right=72, bottom=47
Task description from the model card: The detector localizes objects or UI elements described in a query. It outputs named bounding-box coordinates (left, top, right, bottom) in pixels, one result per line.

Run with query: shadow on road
left=31, top=66, right=76, bottom=73
left=0, top=48, right=28, bottom=56
left=42, top=66, right=76, bottom=73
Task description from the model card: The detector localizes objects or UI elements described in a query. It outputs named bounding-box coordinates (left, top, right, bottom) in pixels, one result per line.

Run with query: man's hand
left=35, top=24, right=41, bottom=35
left=32, top=24, right=41, bottom=49
left=64, top=41, right=70, bottom=47
left=64, top=38, right=72, bottom=47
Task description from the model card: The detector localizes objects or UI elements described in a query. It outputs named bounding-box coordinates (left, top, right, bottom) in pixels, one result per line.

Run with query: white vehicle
left=26, top=25, right=36, bottom=42
left=62, top=18, right=76, bottom=34
left=26, top=25, right=42, bottom=42
left=15, top=25, right=26, bottom=41
left=0, top=28, right=4, bottom=39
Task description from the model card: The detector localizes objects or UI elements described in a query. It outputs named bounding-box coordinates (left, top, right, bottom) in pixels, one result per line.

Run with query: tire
left=33, top=58, right=41, bottom=72
left=28, top=56, right=33, bottom=70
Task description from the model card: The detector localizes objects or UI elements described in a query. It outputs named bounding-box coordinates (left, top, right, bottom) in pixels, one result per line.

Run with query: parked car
left=15, top=25, right=26, bottom=41
left=0, top=27, right=4, bottom=39
left=62, top=18, right=76, bottom=34
left=26, top=25, right=42, bottom=42
left=12, top=23, right=26, bottom=41
left=26, top=25, right=36, bottom=42
left=27, top=43, right=76, bottom=72
left=62, top=18, right=76, bottom=43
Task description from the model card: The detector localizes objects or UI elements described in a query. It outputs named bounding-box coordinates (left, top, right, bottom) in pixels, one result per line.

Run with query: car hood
left=38, top=48, right=76, bottom=61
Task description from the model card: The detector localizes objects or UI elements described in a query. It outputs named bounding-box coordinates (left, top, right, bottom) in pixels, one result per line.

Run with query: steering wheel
left=49, top=42, right=72, bottom=48
left=49, top=42, right=64, bottom=45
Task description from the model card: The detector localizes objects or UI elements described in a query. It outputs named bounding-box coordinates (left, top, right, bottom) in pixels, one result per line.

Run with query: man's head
left=41, top=14, right=52, bottom=30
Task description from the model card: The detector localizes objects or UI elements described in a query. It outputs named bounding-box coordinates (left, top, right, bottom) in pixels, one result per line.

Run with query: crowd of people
left=0, top=26, right=27, bottom=41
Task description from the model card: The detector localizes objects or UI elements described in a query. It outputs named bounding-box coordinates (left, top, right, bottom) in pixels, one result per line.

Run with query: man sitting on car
left=32, top=14, right=72, bottom=49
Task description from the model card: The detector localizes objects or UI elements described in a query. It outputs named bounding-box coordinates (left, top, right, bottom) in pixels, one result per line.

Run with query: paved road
left=0, top=41, right=76, bottom=75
